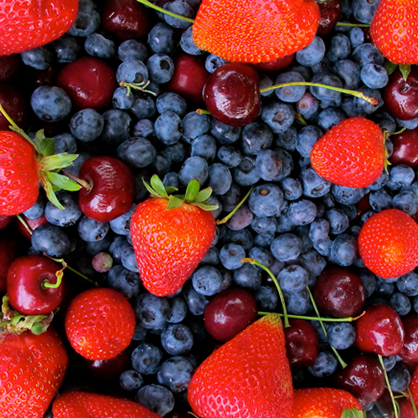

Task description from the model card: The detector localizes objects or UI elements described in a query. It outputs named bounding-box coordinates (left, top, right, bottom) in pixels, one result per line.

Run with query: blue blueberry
left=284, top=288, right=311, bottom=315
left=233, top=262, right=262, bottom=290
left=300, top=167, right=332, bottom=198
left=54, top=133, right=77, bottom=154
left=31, top=86, right=72, bottom=122
left=280, top=177, right=303, bottom=201
left=360, top=64, right=389, bottom=89
left=205, top=54, right=227, bottom=73
left=20, top=46, right=53, bottom=70
left=53, top=35, right=81, bottom=63
left=178, top=156, right=208, bottom=186
left=390, top=292, right=411, bottom=316
left=317, top=107, right=347, bottom=131
left=135, top=384, right=175, bottom=416
left=112, top=86, right=135, bottom=110
left=219, top=182, right=242, bottom=212
left=352, top=0, right=380, bottom=23
left=270, top=233, right=303, bottom=262
left=255, top=149, right=283, bottom=182
left=167, top=297, right=188, bottom=324
left=116, top=58, right=149, bottom=85
left=296, top=92, right=319, bottom=118
left=101, top=109, right=132, bottom=146
left=210, top=120, right=241, bottom=145
left=132, top=119, right=155, bottom=139
left=349, top=26, right=365, bottom=48
left=325, top=208, right=349, bottom=235
left=222, top=228, right=253, bottom=251
left=129, top=94, right=156, bottom=120
left=397, top=272, right=418, bottom=297
left=248, top=183, right=284, bottom=217
left=332, top=184, right=366, bottom=205
left=180, top=26, right=204, bottom=55
left=154, top=111, right=183, bottom=145
left=387, top=362, right=411, bottom=393
left=31, top=224, right=71, bottom=258
left=67, top=0, right=100, bottom=37
left=148, top=22, right=178, bottom=55
left=219, top=243, right=246, bottom=270
left=70, top=108, right=104, bottom=142
left=163, top=0, right=194, bottom=29
left=232, top=157, right=261, bottom=186
left=255, top=285, right=278, bottom=311
left=217, top=145, right=243, bottom=168
left=248, top=246, right=275, bottom=269
left=358, top=269, right=377, bottom=298
left=309, top=218, right=330, bottom=243
left=329, top=233, right=358, bottom=266
left=251, top=216, right=277, bottom=237
left=23, top=194, right=45, bottom=220
left=314, top=236, right=331, bottom=256
left=326, top=34, right=351, bottom=63
left=84, top=32, right=115, bottom=58
left=107, top=265, right=140, bottom=299
left=241, top=121, right=273, bottom=155
left=190, top=134, right=217, bottom=163
left=208, top=163, right=232, bottom=195
left=331, top=59, right=361, bottom=90
left=160, top=323, right=194, bottom=355
left=327, top=322, right=356, bottom=350
left=120, top=369, right=143, bottom=392
left=296, top=36, right=326, bottom=67
left=182, top=112, right=211, bottom=143
left=157, top=356, right=195, bottom=393
left=117, top=137, right=157, bottom=168
left=387, top=164, right=415, bottom=190
left=147, top=53, right=174, bottom=84
left=287, top=199, right=317, bottom=226
left=118, top=39, right=148, bottom=61
left=78, top=216, right=109, bottom=242
left=156, top=92, right=187, bottom=117
left=275, top=71, right=306, bottom=103
left=310, top=73, right=343, bottom=102
left=352, top=43, right=385, bottom=67
left=308, top=351, right=338, bottom=377
left=261, top=99, right=295, bottom=133
left=392, top=189, right=418, bottom=215
left=191, top=266, right=224, bottom=296
left=278, top=264, right=309, bottom=293
left=382, top=356, right=397, bottom=373
left=182, top=283, right=209, bottom=316
left=298, top=249, right=327, bottom=278
left=226, top=203, right=254, bottom=231
left=44, top=192, right=82, bottom=227
left=134, top=293, right=170, bottom=330
left=396, top=117, right=418, bottom=130
left=275, top=127, right=298, bottom=152
left=121, top=244, right=138, bottom=273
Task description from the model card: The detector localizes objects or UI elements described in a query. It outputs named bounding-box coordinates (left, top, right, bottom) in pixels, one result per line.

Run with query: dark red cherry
left=399, top=313, right=418, bottom=363
left=204, top=63, right=260, bottom=127
left=7, top=254, right=63, bottom=315
left=0, top=54, right=22, bottom=83
left=16, top=214, right=50, bottom=240
left=166, top=52, right=210, bottom=106
left=313, top=267, right=366, bottom=318
left=85, top=349, right=131, bottom=381
left=0, top=84, right=31, bottom=131
left=334, top=353, right=385, bottom=406
left=383, top=67, right=418, bottom=121
left=78, top=156, right=136, bottom=223
left=284, top=318, right=319, bottom=370
left=203, top=288, right=258, bottom=342
left=389, top=128, right=418, bottom=167
left=56, top=56, right=117, bottom=110
left=315, top=0, right=342, bottom=37
left=399, top=398, right=416, bottom=418
left=252, top=53, right=295, bottom=73
left=0, top=215, right=14, bottom=230
left=0, top=235, right=18, bottom=294
left=355, top=304, right=405, bottom=356
left=102, top=0, right=155, bottom=41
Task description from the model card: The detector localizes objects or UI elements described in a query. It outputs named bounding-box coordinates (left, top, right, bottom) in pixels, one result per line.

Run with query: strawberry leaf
left=399, top=64, right=411, bottom=81
left=166, top=195, right=184, bottom=209
left=185, top=179, right=200, bottom=202
left=34, top=130, right=55, bottom=157
left=41, top=177, right=65, bottom=210
left=194, top=202, right=219, bottom=211
left=194, top=187, right=213, bottom=203
left=40, top=153, right=79, bottom=172
left=341, top=408, right=364, bottom=418
left=384, top=60, right=398, bottom=76
left=165, top=186, right=178, bottom=194
left=150, top=174, right=169, bottom=197
left=46, top=172, right=82, bottom=192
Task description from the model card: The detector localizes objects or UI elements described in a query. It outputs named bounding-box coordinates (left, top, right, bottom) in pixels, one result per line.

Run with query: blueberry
left=226, top=203, right=254, bottom=230
left=332, top=185, right=366, bottom=205
left=210, top=120, right=241, bottom=145
left=148, top=22, right=178, bottom=55
left=217, top=145, right=243, bottom=168
left=77, top=216, right=109, bottom=242
left=116, top=58, right=149, bottom=85
left=261, top=100, right=295, bottom=134
left=317, top=107, right=347, bottom=131
left=182, top=112, right=211, bottom=143
left=382, top=356, right=397, bottom=373
left=329, top=233, right=358, bottom=266
left=397, top=272, right=418, bottom=297
left=275, top=127, right=298, bottom=152
left=349, top=27, right=365, bottom=48
left=396, top=117, right=418, bottom=130
left=232, top=156, right=261, bottom=186
left=31, top=224, right=71, bottom=258
left=191, top=134, right=217, bottom=162
left=54, top=133, right=77, bottom=154
left=275, top=71, right=306, bottom=103
left=352, top=43, right=385, bottom=67
left=134, top=293, right=170, bottom=330
left=241, top=121, right=273, bottom=155
left=121, top=244, right=139, bottom=273
left=360, top=64, right=389, bottom=89
left=387, top=164, right=415, bottom=190
left=300, top=167, right=332, bottom=198
left=352, top=0, right=380, bottom=24
left=157, top=356, right=195, bottom=393
left=31, top=86, right=72, bottom=122
left=296, top=36, right=326, bottom=67
left=20, top=46, right=54, bottom=70
left=251, top=216, right=278, bottom=237
left=308, top=351, right=338, bottom=377
left=167, top=297, right=188, bottom=324
left=84, top=32, right=116, bottom=58
left=359, top=269, right=377, bottom=298
left=108, top=205, right=136, bottom=236
left=270, top=233, right=303, bottom=262
left=254, top=149, right=283, bottom=182
left=154, top=111, right=183, bottom=145
left=325, top=208, right=349, bottom=235
left=222, top=228, right=254, bottom=251
left=112, top=87, right=135, bottom=110
left=205, top=54, right=228, bottom=73
left=327, top=322, right=356, bottom=350
left=392, top=189, right=418, bottom=215
left=332, top=59, right=361, bottom=90
left=287, top=199, right=317, bottom=226
left=284, top=289, right=310, bottom=315
left=208, top=163, right=232, bottom=195
left=191, top=266, right=224, bottom=296
left=248, top=246, right=275, bottom=269
left=117, top=137, right=157, bottom=168
left=163, top=0, right=194, bottom=29
left=44, top=192, right=82, bottom=227
left=23, top=194, right=45, bottom=220
left=133, top=119, right=155, bottom=138
left=118, top=39, right=148, bottom=62
left=309, top=218, right=330, bottom=243
left=67, top=0, right=100, bottom=37
left=70, top=108, right=104, bottom=142
left=178, top=156, right=208, bottom=186
left=135, top=384, right=175, bottom=416
left=278, top=264, right=309, bottom=293
left=326, top=34, right=351, bottom=63
left=248, top=183, right=284, bottom=217
left=310, top=73, right=343, bottom=102
left=180, top=26, right=204, bottom=55
left=296, top=92, right=319, bottom=118
left=219, top=243, right=246, bottom=270
left=298, top=249, right=327, bottom=278
left=255, top=285, right=278, bottom=311
left=182, top=283, right=209, bottom=316
left=119, top=369, right=143, bottom=392
left=130, top=93, right=157, bottom=120
left=107, top=265, right=140, bottom=299
left=160, top=323, right=194, bottom=355
left=147, top=53, right=174, bottom=84
left=156, top=92, right=187, bottom=117
left=387, top=362, right=411, bottom=393
left=390, top=292, right=411, bottom=316
left=53, top=35, right=82, bottom=64
left=233, top=262, right=262, bottom=290
left=101, top=109, right=132, bottom=146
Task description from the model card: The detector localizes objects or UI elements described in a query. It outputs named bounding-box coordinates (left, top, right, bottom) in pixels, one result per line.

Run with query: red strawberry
left=187, top=313, right=293, bottom=418
left=358, top=208, right=418, bottom=278
left=64, top=287, right=136, bottom=360
left=52, top=390, right=162, bottom=418
left=410, top=367, right=418, bottom=409
left=0, top=1, right=78, bottom=56
left=192, top=0, right=320, bottom=63
left=370, top=0, right=418, bottom=65
left=0, top=326, right=68, bottom=418
left=310, top=116, right=386, bottom=188
left=130, top=175, right=217, bottom=297
left=291, top=387, right=362, bottom=418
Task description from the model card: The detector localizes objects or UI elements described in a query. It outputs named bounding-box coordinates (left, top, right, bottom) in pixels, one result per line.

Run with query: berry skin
left=188, top=313, right=292, bottom=418
left=310, top=116, right=386, bottom=188
left=64, top=287, right=136, bottom=361
left=0, top=327, right=68, bottom=418
left=192, top=0, right=320, bottom=63
left=370, top=0, right=418, bottom=65
left=358, top=208, right=418, bottom=278
left=0, top=1, right=78, bottom=56
left=0, top=131, right=40, bottom=215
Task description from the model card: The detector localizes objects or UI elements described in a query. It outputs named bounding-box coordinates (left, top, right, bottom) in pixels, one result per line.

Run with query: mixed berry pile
left=1, top=0, right=418, bottom=417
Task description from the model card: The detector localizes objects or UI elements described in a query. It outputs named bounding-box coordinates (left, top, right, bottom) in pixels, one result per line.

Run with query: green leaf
left=46, top=172, right=82, bottom=192
left=341, top=408, right=364, bottom=418
left=194, top=202, right=219, bottom=211
left=185, top=179, right=200, bottom=202
left=165, top=186, right=178, bottom=194
left=31, top=322, right=48, bottom=335
left=41, top=177, right=65, bottom=210
left=166, top=195, right=184, bottom=209
left=41, top=153, right=79, bottom=172
left=150, top=174, right=168, bottom=198
left=399, top=64, right=411, bottom=81
left=34, top=130, right=55, bottom=157
left=384, top=60, right=398, bottom=76
left=194, top=187, right=213, bottom=203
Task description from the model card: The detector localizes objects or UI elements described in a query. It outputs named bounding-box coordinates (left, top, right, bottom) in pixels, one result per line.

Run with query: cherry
left=252, top=54, right=295, bottom=73
left=355, top=193, right=372, bottom=219
left=0, top=84, right=31, bottom=131
left=16, top=214, right=50, bottom=240
left=166, top=52, right=210, bottom=106
left=389, top=128, right=418, bottom=167
left=383, top=67, right=418, bottom=121
left=78, top=156, right=136, bottom=223
left=312, top=267, right=366, bottom=318
left=84, top=349, right=131, bottom=381
left=56, top=56, right=117, bottom=110
left=0, top=54, right=22, bottom=83
left=355, top=304, right=405, bottom=356
left=203, top=288, right=258, bottom=342
left=102, top=0, right=155, bottom=41
left=0, top=215, right=14, bottom=230
left=399, top=398, right=416, bottom=418
left=334, top=353, right=385, bottom=406
left=0, top=235, right=18, bottom=294
left=315, top=0, right=342, bottom=37
left=399, top=313, right=418, bottom=363
left=203, top=63, right=261, bottom=127
left=284, top=318, right=319, bottom=370
left=7, top=254, right=64, bottom=315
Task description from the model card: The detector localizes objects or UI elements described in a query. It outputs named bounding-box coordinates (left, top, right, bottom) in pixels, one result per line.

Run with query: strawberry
left=192, top=0, right=320, bottom=63
left=0, top=1, right=78, bottom=56
left=130, top=175, right=218, bottom=297
left=291, top=387, right=362, bottom=418
left=0, top=298, right=68, bottom=418
left=64, top=287, right=136, bottom=360
left=370, top=0, right=418, bottom=66
left=310, top=116, right=386, bottom=188
left=187, top=313, right=293, bottom=418
left=358, top=208, right=418, bottom=279
left=52, top=390, right=162, bottom=418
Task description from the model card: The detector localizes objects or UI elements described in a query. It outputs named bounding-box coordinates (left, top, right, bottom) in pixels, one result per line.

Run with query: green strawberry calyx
left=143, top=174, right=219, bottom=211
left=341, top=408, right=364, bottom=418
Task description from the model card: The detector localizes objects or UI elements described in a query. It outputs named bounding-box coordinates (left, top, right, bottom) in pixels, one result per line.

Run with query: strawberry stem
left=378, top=354, right=400, bottom=418
left=241, top=258, right=289, bottom=327
left=216, top=186, right=254, bottom=225
left=260, top=82, right=378, bottom=105
left=407, top=387, right=418, bottom=418
left=136, top=0, right=194, bottom=23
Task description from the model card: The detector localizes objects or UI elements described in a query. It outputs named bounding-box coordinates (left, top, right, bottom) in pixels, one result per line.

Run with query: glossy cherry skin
left=313, top=267, right=366, bottom=318
left=7, top=254, right=63, bottom=315
left=399, top=313, right=418, bottom=363
left=334, top=353, right=385, bottom=406
left=0, top=84, right=30, bottom=131
left=102, top=0, right=155, bottom=41
left=203, top=288, right=258, bottom=342
left=84, top=349, right=131, bottom=381
left=389, top=128, right=418, bottom=167
left=284, top=318, right=319, bottom=370
left=315, top=0, right=342, bottom=37
left=78, top=156, right=136, bottom=223
left=252, top=53, right=295, bottom=73
left=56, top=56, right=117, bottom=110
left=166, top=52, right=210, bottom=106
left=383, top=67, right=418, bottom=121
left=0, top=235, right=18, bottom=294
left=355, top=304, right=405, bottom=356
left=204, top=63, right=260, bottom=127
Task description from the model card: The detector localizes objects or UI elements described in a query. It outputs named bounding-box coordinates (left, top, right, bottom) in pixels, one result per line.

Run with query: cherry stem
left=216, top=186, right=254, bottom=225
left=196, top=109, right=211, bottom=115
left=336, top=22, right=370, bottom=28
left=120, top=80, right=158, bottom=97
left=0, top=103, right=34, bottom=145
left=260, top=82, right=378, bottom=105
left=407, top=387, right=418, bottom=418
left=136, top=0, right=194, bottom=23
left=378, top=354, right=400, bottom=418
left=241, top=258, right=289, bottom=327
left=41, top=266, right=64, bottom=289
left=306, top=286, right=347, bottom=369
left=61, top=168, right=92, bottom=191
left=258, top=311, right=364, bottom=322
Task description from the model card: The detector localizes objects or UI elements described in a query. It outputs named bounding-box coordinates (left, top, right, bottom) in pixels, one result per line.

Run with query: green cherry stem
left=407, top=387, right=418, bottom=418
left=42, top=266, right=64, bottom=289
left=136, top=0, right=194, bottom=23
left=306, top=286, right=347, bottom=369
left=258, top=311, right=365, bottom=322
left=216, top=186, right=254, bottom=225
left=336, top=22, right=371, bottom=28
left=378, top=354, right=400, bottom=418
left=260, top=82, right=378, bottom=105
left=241, top=258, right=289, bottom=328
